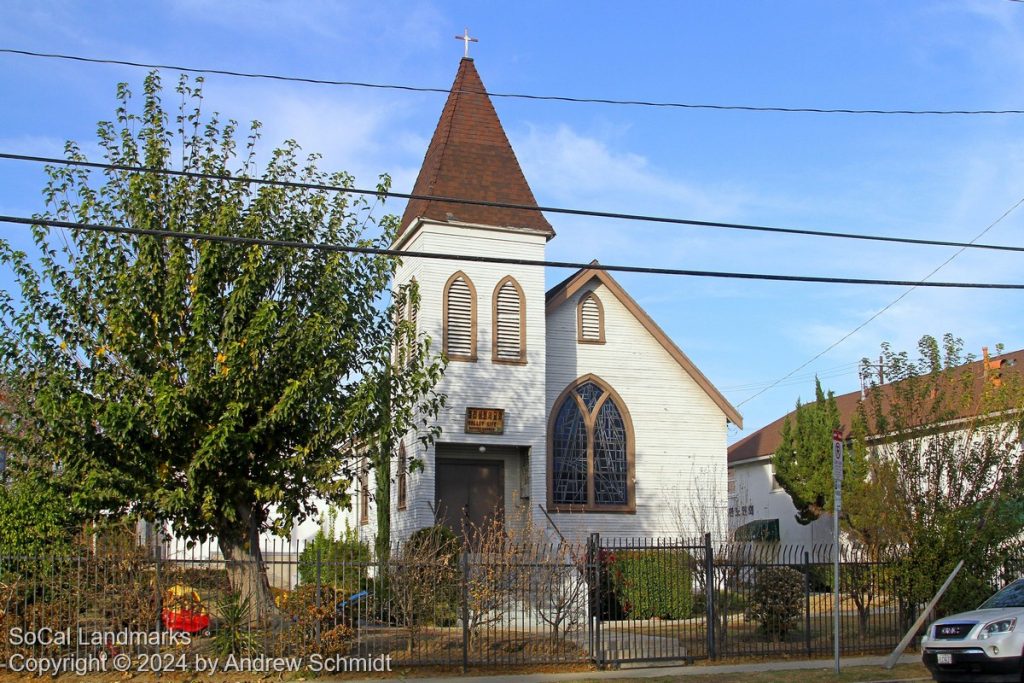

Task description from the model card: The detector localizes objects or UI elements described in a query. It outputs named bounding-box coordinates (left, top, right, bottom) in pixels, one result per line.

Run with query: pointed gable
left=398, top=58, right=554, bottom=240
left=546, top=264, right=743, bottom=427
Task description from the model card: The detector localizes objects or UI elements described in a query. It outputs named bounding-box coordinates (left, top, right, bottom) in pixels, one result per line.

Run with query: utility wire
left=735, top=193, right=1024, bottom=408
left=4, top=152, right=1024, bottom=255
left=3, top=48, right=1024, bottom=117
left=2, top=214, right=1023, bottom=290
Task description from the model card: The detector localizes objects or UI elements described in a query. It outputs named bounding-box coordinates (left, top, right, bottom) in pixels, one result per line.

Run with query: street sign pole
left=832, top=429, right=844, bottom=674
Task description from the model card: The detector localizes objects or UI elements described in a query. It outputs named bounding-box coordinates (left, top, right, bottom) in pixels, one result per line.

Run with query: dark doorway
left=435, top=458, right=504, bottom=538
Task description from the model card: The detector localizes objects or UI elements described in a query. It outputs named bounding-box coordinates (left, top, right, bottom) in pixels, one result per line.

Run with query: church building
left=365, top=57, right=742, bottom=545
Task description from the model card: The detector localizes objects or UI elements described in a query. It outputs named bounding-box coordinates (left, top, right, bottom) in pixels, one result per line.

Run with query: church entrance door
left=435, top=458, right=504, bottom=539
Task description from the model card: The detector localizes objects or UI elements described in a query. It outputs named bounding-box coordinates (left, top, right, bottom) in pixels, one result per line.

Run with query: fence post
left=315, top=541, right=322, bottom=648
left=460, top=551, right=470, bottom=673
left=155, top=541, right=163, bottom=659
left=804, top=550, right=812, bottom=657
left=704, top=533, right=716, bottom=661
left=588, top=533, right=604, bottom=669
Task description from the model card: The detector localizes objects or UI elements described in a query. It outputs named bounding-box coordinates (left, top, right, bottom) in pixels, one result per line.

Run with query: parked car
left=922, top=578, right=1024, bottom=682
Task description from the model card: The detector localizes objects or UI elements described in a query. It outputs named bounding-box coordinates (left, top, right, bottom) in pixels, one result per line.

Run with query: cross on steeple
left=455, top=28, right=478, bottom=58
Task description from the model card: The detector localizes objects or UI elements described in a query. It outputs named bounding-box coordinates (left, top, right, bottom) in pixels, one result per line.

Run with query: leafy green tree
left=772, top=377, right=857, bottom=524
left=0, top=468, right=80, bottom=557
left=0, top=73, right=445, bottom=615
left=0, top=385, right=85, bottom=557
left=856, top=334, right=1024, bottom=614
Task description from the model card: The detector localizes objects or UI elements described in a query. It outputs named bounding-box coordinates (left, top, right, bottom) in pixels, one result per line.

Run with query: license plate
left=937, top=653, right=953, bottom=665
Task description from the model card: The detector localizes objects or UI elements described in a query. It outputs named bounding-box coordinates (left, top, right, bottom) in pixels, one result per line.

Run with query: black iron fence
left=0, top=533, right=950, bottom=673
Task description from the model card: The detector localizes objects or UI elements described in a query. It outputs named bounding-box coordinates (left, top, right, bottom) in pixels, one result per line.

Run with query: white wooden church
left=355, top=58, right=742, bottom=545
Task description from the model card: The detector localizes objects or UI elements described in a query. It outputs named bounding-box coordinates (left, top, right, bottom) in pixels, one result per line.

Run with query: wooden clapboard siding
left=546, top=280, right=729, bottom=541
left=391, top=220, right=549, bottom=543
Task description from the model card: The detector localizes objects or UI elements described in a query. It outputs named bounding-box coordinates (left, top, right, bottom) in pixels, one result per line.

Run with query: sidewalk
left=337, top=653, right=924, bottom=683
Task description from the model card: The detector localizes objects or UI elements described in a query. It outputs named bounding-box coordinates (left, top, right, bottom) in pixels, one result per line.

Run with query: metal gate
left=588, top=534, right=714, bottom=666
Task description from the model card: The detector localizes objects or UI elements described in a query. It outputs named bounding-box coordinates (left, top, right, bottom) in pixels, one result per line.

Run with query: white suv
left=922, top=578, right=1024, bottom=682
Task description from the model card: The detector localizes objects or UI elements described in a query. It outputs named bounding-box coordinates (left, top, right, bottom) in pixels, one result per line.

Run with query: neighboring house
left=726, top=346, right=1023, bottom=546
left=351, top=57, right=742, bottom=546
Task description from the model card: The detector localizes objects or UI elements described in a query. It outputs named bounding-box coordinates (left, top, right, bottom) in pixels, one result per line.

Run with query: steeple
left=398, top=58, right=554, bottom=240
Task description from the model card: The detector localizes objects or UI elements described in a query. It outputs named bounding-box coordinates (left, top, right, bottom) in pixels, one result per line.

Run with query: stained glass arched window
left=549, top=376, right=634, bottom=511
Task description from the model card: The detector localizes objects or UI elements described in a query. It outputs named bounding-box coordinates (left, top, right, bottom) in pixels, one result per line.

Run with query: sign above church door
left=465, top=407, right=505, bottom=434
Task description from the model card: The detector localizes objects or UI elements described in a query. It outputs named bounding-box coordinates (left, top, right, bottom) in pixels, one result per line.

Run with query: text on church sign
left=465, top=407, right=505, bottom=434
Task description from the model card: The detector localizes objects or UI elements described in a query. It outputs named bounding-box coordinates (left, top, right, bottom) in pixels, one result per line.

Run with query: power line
left=2, top=213, right=1023, bottom=289
left=735, top=193, right=1024, bottom=408
left=3, top=47, right=1024, bottom=117
left=4, top=152, right=1024, bottom=255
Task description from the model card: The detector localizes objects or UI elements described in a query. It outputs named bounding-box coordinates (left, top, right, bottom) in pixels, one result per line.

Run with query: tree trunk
left=219, top=505, right=276, bottom=626
left=375, top=368, right=393, bottom=566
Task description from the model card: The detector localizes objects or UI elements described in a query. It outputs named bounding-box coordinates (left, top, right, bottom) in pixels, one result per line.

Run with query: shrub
left=0, top=472, right=79, bottom=558
left=388, top=525, right=462, bottom=652
left=211, top=593, right=261, bottom=656
left=749, top=566, right=804, bottom=640
left=298, top=510, right=370, bottom=598
left=408, top=524, right=461, bottom=560
left=610, top=550, right=693, bottom=619
left=278, top=584, right=354, bottom=656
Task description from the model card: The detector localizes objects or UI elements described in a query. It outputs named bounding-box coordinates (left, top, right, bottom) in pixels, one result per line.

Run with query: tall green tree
left=856, top=334, right=1024, bottom=612
left=0, top=73, right=445, bottom=614
left=772, top=377, right=855, bottom=524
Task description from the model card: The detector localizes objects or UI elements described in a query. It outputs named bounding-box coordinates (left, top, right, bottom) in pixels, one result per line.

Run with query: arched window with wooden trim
left=443, top=271, right=477, bottom=361
left=397, top=443, right=408, bottom=511
left=577, top=292, right=605, bottom=344
left=492, top=276, right=526, bottom=363
left=548, top=375, right=634, bottom=512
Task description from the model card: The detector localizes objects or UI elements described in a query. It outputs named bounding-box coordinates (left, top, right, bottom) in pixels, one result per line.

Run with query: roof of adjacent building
left=397, top=58, right=554, bottom=240
left=727, top=346, right=1024, bottom=465
left=546, top=263, right=743, bottom=427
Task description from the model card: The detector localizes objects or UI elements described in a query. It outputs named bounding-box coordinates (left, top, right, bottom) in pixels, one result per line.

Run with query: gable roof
left=727, top=346, right=1024, bottom=465
left=397, top=58, right=554, bottom=240
left=546, top=263, right=742, bottom=427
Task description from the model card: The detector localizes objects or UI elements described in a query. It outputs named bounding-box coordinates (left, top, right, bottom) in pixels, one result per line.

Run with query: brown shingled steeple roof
left=397, top=58, right=554, bottom=240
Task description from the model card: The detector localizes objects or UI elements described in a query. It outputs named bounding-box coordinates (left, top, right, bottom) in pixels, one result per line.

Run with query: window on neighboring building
left=549, top=375, right=634, bottom=512
left=492, top=276, right=525, bottom=363
left=577, top=292, right=605, bottom=344
left=397, top=443, right=407, bottom=511
left=443, top=271, right=476, bottom=361
left=735, top=518, right=780, bottom=542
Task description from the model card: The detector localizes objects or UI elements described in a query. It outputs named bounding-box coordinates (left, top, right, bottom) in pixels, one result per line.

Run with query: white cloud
left=513, top=123, right=753, bottom=220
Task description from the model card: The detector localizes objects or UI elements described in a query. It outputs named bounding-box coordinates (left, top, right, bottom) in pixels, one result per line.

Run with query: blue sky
left=2, top=1, right=1023, bottom=441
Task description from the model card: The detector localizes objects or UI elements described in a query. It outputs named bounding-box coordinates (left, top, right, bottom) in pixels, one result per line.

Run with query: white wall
left=545, top=280, right=729, bottom=543
left=728, top=457, right=834, bottom=546
left=391, top=220, right=548, bottom=544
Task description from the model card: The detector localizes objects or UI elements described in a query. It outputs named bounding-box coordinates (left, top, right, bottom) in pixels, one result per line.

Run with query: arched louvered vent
left=444, top=273, right=476, bottom=360
left=578, top=293, right=604, bottom=343
left=493, top=278, right=525, bottom=362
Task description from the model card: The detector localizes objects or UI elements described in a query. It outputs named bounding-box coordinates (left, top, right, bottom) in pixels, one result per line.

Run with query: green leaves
left=0, top=72, right=446, bottom=557
left=855, top=334, right=1024, bottom=612
left=772, top=377, right=845, bottom=524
